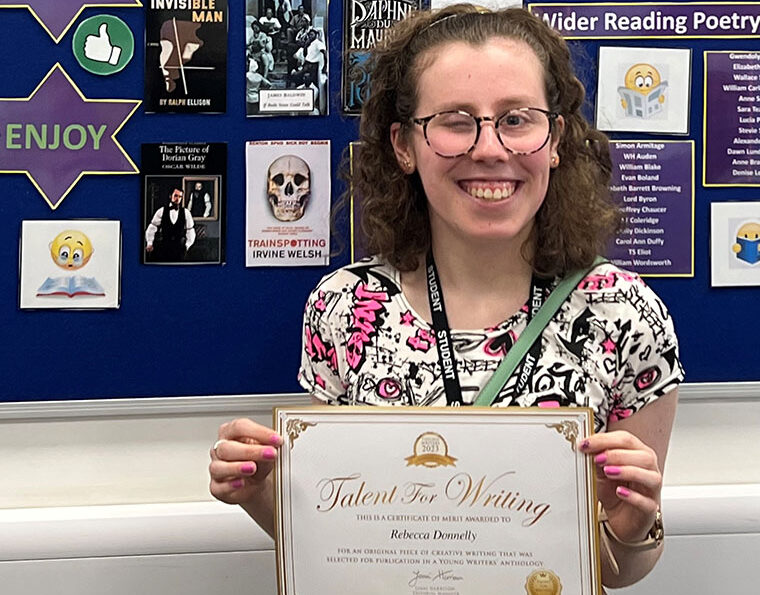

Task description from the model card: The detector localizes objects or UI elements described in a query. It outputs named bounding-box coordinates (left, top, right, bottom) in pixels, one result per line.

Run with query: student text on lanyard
left=425, top=251, right=548, bottom=406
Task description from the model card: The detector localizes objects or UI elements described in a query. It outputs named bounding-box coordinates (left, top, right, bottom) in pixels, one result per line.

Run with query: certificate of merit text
left=274, top=407, right=602, bottom=595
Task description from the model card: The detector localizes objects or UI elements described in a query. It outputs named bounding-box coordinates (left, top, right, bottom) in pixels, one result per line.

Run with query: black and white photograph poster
left=246, top=0, right=329, bottom=116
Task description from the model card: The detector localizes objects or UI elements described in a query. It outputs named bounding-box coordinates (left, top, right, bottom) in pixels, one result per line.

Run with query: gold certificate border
left=273, top=406, right=602, bottom=595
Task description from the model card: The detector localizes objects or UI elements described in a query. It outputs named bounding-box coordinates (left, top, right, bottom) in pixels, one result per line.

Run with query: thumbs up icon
left=84, top=23, right=122, bottom=65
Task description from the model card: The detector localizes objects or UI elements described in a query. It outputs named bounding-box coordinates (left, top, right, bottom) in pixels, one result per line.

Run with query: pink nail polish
left=263, top=447, right=277, bottom=460
left=230, top=479, right=244, bottom=489
left=241, top=463, right=255, bottom=474
left=594, top=454, right=607, bottom=465
left=604, top=466, right=622, bottom=476
left=270, top=434, right=283, bottom=446
left=617, top=486, right=631, bottom=498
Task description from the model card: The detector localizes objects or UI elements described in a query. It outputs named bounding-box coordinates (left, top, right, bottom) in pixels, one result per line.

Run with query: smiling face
left=50, top=230, right=93, bottom=270
left=737, top=222, right=760, bottom=240
left=391, top=38, right=561, bottom=251
left=624, top=63, right=661, bottom=95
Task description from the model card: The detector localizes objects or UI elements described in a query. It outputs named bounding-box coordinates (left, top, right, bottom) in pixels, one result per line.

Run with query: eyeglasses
left=411, top=107, right=559, bottom=158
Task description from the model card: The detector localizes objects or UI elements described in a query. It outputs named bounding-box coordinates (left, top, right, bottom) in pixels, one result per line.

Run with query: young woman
left=210, top=5, right=683, bottom=588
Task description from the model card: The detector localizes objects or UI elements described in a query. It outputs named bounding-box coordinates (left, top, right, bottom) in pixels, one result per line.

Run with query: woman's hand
left=209, top=418, right=283, bottom=506
left=580, top=429, right=661, bottom=542
left=581, top=391, right=677, bottom=587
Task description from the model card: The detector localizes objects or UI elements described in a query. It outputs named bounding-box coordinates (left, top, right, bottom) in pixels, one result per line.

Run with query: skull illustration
left=267, top=155, right=311, bottom=222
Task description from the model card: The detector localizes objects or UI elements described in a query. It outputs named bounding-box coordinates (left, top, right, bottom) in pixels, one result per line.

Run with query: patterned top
left=298, top=257, right=684, bottom=432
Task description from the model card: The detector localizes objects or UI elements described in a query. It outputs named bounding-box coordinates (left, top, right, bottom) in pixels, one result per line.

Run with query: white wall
left=1, top=385, right=759, bottom=509
left=1, top=486, right=758, bottom=595
left=1, top=384, right=759, bottom=593
left=0, top=394, right=300, bottom=509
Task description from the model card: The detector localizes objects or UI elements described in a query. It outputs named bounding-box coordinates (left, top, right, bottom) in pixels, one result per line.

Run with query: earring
left=550, top=154, right=560, bottom=167
left=401, top=159, right=414, bottom=173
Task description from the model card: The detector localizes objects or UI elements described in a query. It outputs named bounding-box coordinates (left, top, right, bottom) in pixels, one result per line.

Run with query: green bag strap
left=473, top=256, right=607, bottom=407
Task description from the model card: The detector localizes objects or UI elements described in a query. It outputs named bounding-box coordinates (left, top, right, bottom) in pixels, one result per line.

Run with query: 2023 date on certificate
left=274, top=407, right=602, bottom=595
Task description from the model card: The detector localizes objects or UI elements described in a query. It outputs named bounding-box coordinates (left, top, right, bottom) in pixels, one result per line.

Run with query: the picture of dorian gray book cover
left=144, top=0, right=228, bottom=113
left=343, top=0, right=423, bottom=115
left=141, top=142, right=227, bottom=265
left=246, top=0, right=329, bottom=116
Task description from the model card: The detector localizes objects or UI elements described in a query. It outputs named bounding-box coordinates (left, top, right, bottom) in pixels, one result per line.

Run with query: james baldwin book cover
left=144, top=0, right=228, bottom=114
left=246, top=1, right=329, bottom=116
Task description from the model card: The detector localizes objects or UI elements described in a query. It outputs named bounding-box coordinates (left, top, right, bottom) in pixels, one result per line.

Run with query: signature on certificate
left=408, top=569, right=464, bottom=587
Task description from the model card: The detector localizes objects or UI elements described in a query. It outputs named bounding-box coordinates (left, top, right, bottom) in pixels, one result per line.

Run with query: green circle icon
left=72, top=15, right=134, bottom=76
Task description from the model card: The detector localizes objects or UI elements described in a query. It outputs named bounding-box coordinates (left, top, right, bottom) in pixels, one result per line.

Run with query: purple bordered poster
left=528, top=2, right=760, bottom=39
left=606, top=140, right=694, bottom=277
left=703, top=51, right=760, bottom=186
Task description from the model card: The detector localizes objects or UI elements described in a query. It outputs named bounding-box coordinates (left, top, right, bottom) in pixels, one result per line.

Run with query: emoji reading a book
left=50, top=230, right=94, bottom=270
left=37, top=230, right=105, bottom=298
left=733, top=222, right=760, bottom=265
left=623, top=63, right=662, bottom=98
left=618, top=63, right=668, bottom=119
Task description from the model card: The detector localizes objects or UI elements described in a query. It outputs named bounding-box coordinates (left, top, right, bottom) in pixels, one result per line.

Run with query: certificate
left=274, top=407, right=602, bottom=595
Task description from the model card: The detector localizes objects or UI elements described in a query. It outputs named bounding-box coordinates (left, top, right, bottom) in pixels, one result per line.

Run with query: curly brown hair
left=349, top=4, right=621, bottom=277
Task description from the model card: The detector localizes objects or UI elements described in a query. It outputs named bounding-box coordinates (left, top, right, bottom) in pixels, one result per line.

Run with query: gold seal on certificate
left=274, top=407, right=602, bottom=595
left=525, top=569, right=563, bottom=594
left=405, top=432, right=457, bottom=468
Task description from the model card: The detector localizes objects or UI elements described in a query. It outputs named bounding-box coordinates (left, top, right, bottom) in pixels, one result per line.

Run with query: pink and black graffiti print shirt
left=298, top=257, right=684, bottom=432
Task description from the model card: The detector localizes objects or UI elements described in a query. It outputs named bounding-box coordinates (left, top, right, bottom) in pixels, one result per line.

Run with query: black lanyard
left=425, top=251, right=547, bottom=406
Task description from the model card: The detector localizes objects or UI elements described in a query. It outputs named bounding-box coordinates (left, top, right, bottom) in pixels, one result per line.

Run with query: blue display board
left=0, top=2, right=757, bottom=402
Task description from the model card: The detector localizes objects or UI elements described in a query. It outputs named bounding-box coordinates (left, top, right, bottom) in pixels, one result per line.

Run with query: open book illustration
left=20, top=222, right=121, bottom=309
left=37, top=276, right=105, bottom=298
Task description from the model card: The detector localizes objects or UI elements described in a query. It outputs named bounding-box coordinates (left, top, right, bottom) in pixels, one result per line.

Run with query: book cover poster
left=144, top=0, right=228, bottom=113
left=141, top=142, right=227, bottom=265
left=596, top=46, right=691, bottom=135
left=246, top=140, right=330, bottom=266
left=246, top=0, right=329, bottom=116
left=342, top=0, right=420, bottom=115
left=19, top=220, right=122, bottom=310
left=711, top=201, right=760, bottom=287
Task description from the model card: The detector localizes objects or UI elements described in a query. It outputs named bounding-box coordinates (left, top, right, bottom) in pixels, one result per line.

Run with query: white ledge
left=0, top=393, right=311, bottom=421
left=1, top=484, right=758, bottom=562
left=0, top=501, right=272, bottom=561
left=0, top=382, right=758, bottom=421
